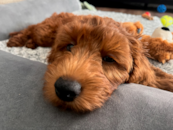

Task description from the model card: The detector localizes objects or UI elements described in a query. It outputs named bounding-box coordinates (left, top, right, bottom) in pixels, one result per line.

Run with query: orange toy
left=123, top=22, right=173, bottom=64
left=141, top=27, right=173, bottom=64
left=142, top=12, right=153, bottom=20
left=122, top=21, right=144, bottom=35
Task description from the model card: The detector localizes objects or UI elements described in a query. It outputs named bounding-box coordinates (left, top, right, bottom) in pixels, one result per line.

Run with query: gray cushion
left=0, top=50, right=173, bottom=130
left=0, top=0, right=81, bottom=40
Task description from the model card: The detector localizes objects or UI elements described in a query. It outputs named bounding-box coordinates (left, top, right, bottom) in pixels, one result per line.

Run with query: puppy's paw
left=7, top=33, right=25, bottom=47
left=25, top=39, right=38, bottom=49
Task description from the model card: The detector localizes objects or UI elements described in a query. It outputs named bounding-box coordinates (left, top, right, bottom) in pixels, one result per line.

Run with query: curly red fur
left=141, top=35, right=173, bottom=64
left=7, top=12, right=173, bottom=112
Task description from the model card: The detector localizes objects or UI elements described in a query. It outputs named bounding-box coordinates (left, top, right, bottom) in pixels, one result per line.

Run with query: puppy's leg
left=7, top=25, right=34, bottom=48
left=25, top=39, right=38, bottom=49
left=7, top=12, right=75, bottom=49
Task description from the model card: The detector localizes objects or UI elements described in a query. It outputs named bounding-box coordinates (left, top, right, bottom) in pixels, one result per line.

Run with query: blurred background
left=81, top=0, right=173, bottom=17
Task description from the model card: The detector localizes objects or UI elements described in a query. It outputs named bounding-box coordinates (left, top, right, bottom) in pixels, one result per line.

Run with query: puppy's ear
left=127, top=35, right=155, bottom=85
left=127, top=35, right=173, bottom=91
left=47, top=47, right=58, bottom=63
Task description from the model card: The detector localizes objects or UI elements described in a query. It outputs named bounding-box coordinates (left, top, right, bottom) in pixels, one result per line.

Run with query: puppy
left=7, top=12, right=173, bottom=112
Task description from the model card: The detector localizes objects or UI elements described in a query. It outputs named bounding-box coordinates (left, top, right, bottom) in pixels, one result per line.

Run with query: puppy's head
left=43, top=17, right=148, bottom=112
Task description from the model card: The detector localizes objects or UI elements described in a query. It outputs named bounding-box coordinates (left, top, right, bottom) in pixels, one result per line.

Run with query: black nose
left=54, top=77, right=81, bottom=102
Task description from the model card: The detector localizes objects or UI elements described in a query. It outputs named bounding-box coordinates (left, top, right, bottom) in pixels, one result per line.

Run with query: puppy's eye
left=102, top=56, right=115, bottom=62
left=67, top=44, right=74, bottom=51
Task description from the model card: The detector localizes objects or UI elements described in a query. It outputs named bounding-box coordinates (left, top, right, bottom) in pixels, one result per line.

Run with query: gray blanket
left=0, top=50, right=173, bottom=130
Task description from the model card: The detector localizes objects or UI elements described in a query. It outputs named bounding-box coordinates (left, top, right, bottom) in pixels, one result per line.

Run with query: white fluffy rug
left=0, top=10, right=173, bottom=74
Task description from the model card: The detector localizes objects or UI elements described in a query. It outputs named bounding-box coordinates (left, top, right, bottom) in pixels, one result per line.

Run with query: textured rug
left=0, top=10, right=173, bottom=74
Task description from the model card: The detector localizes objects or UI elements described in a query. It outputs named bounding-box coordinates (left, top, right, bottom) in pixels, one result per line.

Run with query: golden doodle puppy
left=7, top=13, right=173, bottom=112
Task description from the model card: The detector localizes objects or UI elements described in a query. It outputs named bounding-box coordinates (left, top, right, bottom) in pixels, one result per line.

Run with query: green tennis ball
left=160, top=15, right=173, bottom=27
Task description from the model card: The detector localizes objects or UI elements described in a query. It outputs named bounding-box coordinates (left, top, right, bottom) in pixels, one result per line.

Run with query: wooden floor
left=96, top=7, right=173, bottom=18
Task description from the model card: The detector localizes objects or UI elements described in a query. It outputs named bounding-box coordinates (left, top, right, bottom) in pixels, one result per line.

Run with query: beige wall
left=0, top=0, right=23, bottom=4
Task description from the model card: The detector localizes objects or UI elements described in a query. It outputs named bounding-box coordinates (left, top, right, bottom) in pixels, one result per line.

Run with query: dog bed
left=0, top=10, right=173, bottom=75
left=1, top=50, right=173, bottom=130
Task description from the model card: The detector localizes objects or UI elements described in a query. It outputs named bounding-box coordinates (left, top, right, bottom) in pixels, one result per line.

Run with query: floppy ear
left=127, top=35, right=173, bottom=91
left=126, top=35, right=156, bottom=86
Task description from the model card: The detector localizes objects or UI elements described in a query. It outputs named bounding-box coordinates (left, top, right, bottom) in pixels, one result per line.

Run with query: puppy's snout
left=54, top=77, right=81, bottom=102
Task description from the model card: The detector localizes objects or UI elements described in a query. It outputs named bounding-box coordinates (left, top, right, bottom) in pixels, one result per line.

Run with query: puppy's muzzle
left=54, top=77, right=81, bottom=102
